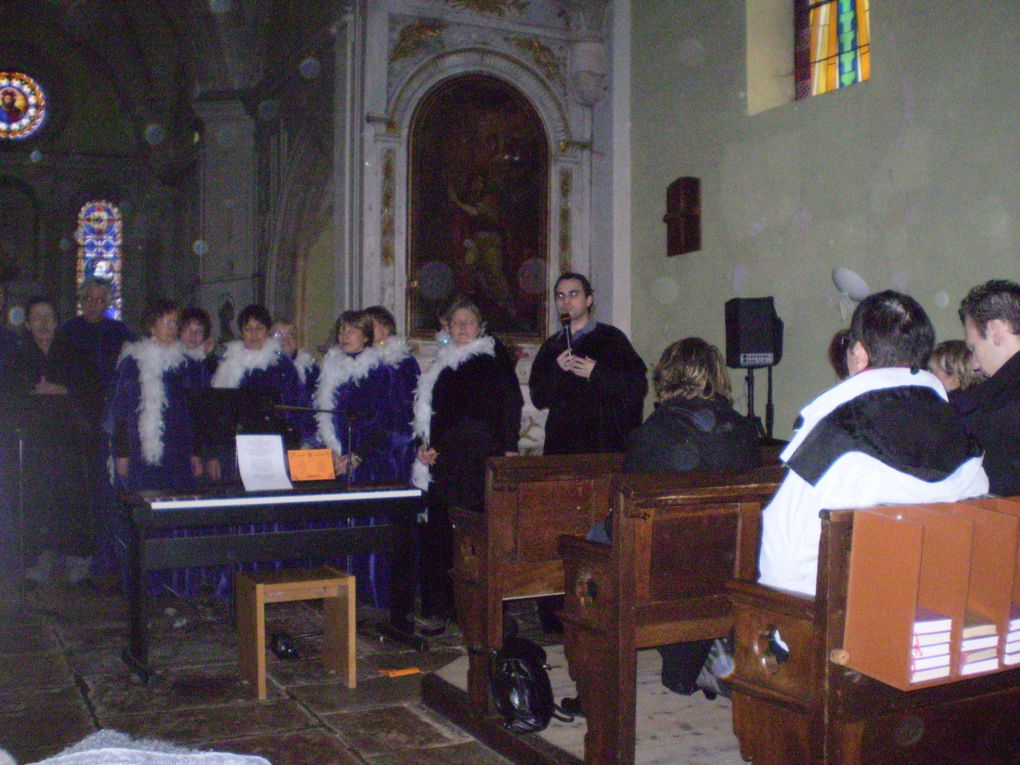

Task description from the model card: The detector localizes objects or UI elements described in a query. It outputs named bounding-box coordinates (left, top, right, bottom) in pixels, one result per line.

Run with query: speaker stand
left=744, top=368, right=773, bottom=441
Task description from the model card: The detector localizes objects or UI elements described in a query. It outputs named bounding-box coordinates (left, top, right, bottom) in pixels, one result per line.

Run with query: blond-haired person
left=623, top=337, right=759, bottom=473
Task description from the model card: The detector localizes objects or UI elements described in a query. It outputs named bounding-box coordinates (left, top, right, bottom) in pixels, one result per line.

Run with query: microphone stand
left=273, top=405, right=366, bottom=488
left=744, top=368, right=768, bottom=441
left=346, top=416, right=356, bottom=490
left=16, top=427, right=27, bottom=608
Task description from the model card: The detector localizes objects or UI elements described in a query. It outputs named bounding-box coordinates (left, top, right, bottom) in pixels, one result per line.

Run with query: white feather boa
left=119, top=339, right=187, bottom=465
left=313, top=345, right=383, bottom=454
left=211, top=337, right=284, bottom=389
left=411, top=335, right=495, bottom=489
left=293, top=348, right=317, bottom=386
left=182, top=345, right=207, bottom=362
left=375, top=336, right=413, bottom=368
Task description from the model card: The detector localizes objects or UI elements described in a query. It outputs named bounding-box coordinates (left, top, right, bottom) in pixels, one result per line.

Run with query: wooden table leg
left=236, top=575, right=266, bottom=699
left=323, top=574, right=357, bottom=688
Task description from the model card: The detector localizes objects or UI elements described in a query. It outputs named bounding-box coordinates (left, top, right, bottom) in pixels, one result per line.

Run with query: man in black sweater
left=958, top=279, right=1020, bottom=496
left=529, top=272, right=648, bottom=455
left=527, top=272, right=647, bottom=632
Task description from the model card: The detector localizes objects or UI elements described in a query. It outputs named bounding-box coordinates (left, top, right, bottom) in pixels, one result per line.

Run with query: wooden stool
left=236, top=566, right=356, bottom=699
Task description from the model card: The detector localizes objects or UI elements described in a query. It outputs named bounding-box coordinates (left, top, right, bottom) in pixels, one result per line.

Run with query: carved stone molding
left=380, top=148, right=395, bottom=267
left=389, top=47, right=572, bottom=149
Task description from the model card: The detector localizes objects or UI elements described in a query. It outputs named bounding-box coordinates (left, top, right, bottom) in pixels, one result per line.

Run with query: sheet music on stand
left=236, top=434, right=293, bottom=492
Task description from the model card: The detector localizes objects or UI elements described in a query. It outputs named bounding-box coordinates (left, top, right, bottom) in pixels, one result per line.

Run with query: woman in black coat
left=622, top=337, right=759, bottom=697
left=412, top=299, right=523, bottom=626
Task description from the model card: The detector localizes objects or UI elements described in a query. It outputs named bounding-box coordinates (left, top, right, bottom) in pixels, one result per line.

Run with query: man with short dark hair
left=529, top=272, right=647, bottom=454
left=759, top=290, right=988, bottom=596
left=957, top=279, right=1020, bottom=496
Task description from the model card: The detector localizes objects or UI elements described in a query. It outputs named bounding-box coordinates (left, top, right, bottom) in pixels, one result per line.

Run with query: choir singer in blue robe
left=106, top=299, right=200, bottom=493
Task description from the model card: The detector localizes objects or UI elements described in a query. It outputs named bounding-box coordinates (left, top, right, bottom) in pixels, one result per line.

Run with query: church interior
left=3, top=0, right=1020, bottom=762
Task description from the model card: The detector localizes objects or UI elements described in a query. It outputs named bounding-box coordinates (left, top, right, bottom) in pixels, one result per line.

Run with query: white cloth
left=25, top=730, right=270, bottom=765
left=758, top=367, right=989, bottom=596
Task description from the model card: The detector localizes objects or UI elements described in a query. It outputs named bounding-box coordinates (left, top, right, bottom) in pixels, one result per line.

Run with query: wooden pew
left=450, top=452, right=625, bottom=713
left=727, top=500, right=1020, bottom=765
left=557, top=465, right=784, bottom=765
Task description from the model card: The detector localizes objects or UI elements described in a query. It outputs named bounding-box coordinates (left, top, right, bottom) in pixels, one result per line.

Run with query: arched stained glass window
left=0, top=71, right=47, bottom=141
left=795, top=0, right=871, bottom=99
left=76, top=201, right=123, bottom=320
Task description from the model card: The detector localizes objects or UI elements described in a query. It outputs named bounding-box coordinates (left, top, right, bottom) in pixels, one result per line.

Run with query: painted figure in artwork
left=0, top=87, right=24, bottom=123
left=409, top=75, right=549, bottom=340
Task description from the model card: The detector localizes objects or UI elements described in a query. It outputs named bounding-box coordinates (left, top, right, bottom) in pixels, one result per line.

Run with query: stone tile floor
left=0, top=578, right=515, bottom=765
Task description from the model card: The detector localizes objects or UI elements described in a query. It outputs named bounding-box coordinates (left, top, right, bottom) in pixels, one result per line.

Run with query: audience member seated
left=759, top=290, right=988, bottom=597
left=928, top=338, right=981, bottom=410
left=957, top=279, right=1020, bottom=495
left=623, top=337, right=760, bottom=475
left=827, top=328, right=851, bottom=381
left=592, top=337, right=760, bottom=698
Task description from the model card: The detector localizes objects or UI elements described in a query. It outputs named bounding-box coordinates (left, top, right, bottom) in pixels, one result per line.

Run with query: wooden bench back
left=613, top=465, right=785, bottom=603
left=728, top=497, right=1020, bottom=765
left=485, top=452, right=624, bottom=566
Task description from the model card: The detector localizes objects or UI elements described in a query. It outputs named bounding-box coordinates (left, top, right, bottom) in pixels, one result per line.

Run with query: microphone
left=559, top=312, right=573, bottom=353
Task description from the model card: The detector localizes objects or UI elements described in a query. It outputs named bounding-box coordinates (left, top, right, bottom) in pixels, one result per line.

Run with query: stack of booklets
left=959, top=610, right=999, bottom=676
left=1005, top=605, right=1020, bottom=667
left=910, top=608, right=951, bottom=683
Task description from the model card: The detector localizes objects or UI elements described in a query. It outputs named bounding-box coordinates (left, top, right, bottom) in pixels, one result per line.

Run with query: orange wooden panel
left=934, top=501, right=1018, bottom=635
left=869, top=505, right=973, bottom=625
left=843, top=509, right=924, bottom=689
left=968, top=497, right=1020, bottom=606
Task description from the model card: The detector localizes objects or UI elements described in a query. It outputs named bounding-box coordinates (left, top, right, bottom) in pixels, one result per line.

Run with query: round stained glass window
left=0, top=72, right=47, bottom=141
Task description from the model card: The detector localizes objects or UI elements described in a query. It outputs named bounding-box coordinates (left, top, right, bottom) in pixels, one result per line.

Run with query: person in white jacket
left=759, top=290, right=988, bottom=597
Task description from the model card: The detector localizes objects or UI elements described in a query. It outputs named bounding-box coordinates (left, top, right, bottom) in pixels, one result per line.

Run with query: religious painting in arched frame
left=408, top=74, right=549, bottom=341
left=0, top=72, right=47, bottom=141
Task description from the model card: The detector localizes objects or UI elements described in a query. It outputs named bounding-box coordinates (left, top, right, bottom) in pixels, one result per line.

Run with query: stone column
left=193, top=95, right=257, bottom=323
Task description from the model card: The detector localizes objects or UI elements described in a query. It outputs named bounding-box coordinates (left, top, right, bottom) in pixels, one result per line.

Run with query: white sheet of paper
left=236, top=434, right=293, bottom=492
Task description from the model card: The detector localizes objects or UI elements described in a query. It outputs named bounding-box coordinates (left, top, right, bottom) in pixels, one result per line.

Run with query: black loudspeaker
left=725, top=297, right=784, bottom=369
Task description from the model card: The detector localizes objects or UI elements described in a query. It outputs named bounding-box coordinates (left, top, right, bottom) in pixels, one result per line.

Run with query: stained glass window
left=0, top=72, right=47, bottom=141
left=795, top=0, right=871, bottom=100
left=76, top=201, right=123, bottom=320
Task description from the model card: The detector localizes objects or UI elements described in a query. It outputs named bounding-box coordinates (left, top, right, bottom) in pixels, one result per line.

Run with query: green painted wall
left=630, top=1, right=1020, bottom=437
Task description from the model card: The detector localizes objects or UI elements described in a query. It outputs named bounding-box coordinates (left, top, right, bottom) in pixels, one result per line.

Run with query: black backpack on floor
left=488, top=618, right=574, bottom=734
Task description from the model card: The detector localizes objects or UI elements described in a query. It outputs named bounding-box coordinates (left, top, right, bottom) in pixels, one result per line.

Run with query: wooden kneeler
left=237, top=566, right=356, bottom=699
